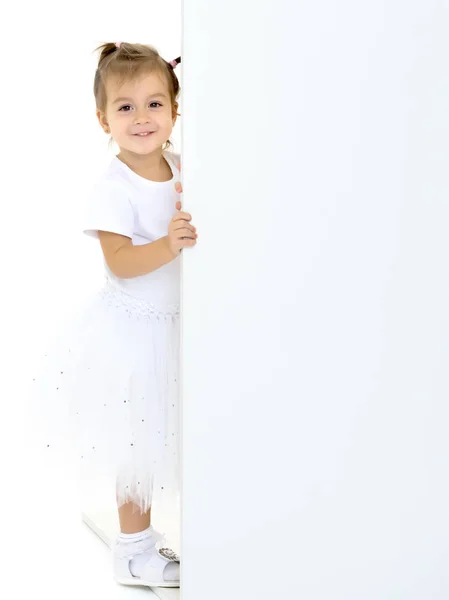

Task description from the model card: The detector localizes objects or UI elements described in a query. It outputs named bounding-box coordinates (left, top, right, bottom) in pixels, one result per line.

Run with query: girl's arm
left=98, top=231, right=176, bottom=279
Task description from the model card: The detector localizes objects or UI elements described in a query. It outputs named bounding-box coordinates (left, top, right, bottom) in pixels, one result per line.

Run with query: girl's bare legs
left=118, top=500, right=151, bottom=534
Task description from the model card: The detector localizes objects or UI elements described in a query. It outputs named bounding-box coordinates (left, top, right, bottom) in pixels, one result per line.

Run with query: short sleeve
left=83, top=180, right=135, bottom=240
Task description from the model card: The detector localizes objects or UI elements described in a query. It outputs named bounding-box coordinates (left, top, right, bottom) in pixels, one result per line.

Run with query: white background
left=1, top=1, right=449, bottom=598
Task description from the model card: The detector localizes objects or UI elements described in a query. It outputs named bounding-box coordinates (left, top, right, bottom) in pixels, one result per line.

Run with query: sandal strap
left=140, top=547, right=180, bottom=583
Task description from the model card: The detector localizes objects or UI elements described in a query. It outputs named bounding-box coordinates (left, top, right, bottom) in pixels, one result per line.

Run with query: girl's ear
left=172, top=102, right=180, bottom=125
left=96, top=109, right=109, bottom=132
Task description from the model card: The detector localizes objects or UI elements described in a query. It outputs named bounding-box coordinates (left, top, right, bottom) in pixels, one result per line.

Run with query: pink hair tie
left=169, top=58, right=179, bottom=68
left=115, top=42, right=122, bottom=48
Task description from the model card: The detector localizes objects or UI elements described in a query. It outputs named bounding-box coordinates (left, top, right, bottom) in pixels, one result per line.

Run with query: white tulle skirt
left=29, top=278, right=180, bottom=516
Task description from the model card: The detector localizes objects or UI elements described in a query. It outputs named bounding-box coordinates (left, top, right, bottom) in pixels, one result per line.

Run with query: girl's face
left=97, top=71, right=177, bottom=155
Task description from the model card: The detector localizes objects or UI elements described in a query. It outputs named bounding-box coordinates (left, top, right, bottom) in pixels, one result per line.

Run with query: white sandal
left=112, top=527, right=180, bottom=588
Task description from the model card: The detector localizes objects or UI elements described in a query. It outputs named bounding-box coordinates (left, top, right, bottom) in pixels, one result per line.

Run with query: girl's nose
left=134, top=117, right=150, bottom=125
left=134, top=111, right=151, bottom=124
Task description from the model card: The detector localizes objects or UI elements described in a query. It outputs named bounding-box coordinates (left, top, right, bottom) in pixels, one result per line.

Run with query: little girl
left=32, top=41, right=197, bottom=589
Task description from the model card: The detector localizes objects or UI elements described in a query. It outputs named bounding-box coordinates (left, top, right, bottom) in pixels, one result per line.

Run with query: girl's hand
left=174, top=162, right=183, bottom=209
left=167, top=161, right=198, bottom=256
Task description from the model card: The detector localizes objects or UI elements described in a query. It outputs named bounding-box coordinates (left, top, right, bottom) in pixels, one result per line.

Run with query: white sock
left=118, top=526, right=178, bottom=581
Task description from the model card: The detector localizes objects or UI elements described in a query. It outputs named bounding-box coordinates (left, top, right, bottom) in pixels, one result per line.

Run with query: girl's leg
left=114, top=498, right=180, bottom=584
left=118, top=500, right=151, bottom=534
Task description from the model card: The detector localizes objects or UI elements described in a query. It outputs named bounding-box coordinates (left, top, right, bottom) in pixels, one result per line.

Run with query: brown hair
left=93, top=42, right=181, bottom=151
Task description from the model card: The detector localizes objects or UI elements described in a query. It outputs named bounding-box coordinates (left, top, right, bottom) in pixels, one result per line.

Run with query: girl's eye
left=119, top=102, right=162, bottom=112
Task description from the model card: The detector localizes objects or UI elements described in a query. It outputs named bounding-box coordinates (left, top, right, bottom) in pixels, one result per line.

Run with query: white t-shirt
left=83, top=150, right=181, bottom=307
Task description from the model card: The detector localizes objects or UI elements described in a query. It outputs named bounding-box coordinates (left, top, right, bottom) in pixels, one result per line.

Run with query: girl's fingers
left=176, top=163, right=182, bottom=209
left=175, top=163, right=182, bottom=193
